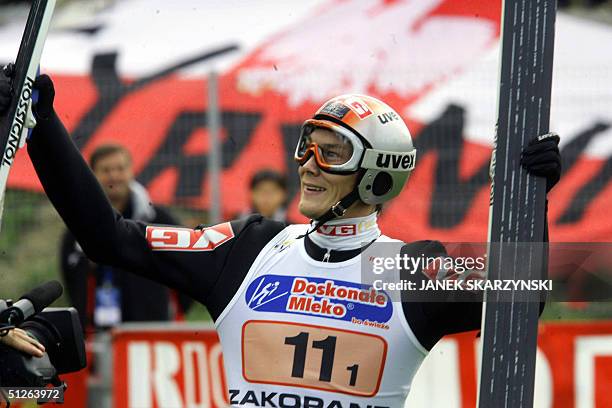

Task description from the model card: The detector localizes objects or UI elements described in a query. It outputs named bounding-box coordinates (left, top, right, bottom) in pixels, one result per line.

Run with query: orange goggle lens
left=294, top=124, right=356, bottom=168
left=294, top=143, right=337, bottom=170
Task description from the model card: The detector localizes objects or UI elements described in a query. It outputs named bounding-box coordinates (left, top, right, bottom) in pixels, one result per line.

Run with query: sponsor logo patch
left=375, top=152, right=415, bottom=170
left=317, top=224, right=357, bottom=236
left=317, top=218, right=378, bottom=237
left=344, top=97, right=373, bottom=119
left=245, top=275, right=392, bottom=326
left=320, top=101, right=351, bottom=119
left=146, top=223, right=234, bottom=251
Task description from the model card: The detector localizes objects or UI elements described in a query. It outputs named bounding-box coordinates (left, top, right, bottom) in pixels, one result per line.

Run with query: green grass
left=541, top=301, right=612, bottom=321
left=0, top=190, right=68, bottom=305
left=0, top=190, right=42, bottom=254
left=185, top=302, right=213, bottom=322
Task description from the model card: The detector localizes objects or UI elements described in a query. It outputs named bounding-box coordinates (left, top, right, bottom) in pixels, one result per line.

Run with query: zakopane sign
left=0, top=0, right=610, bottom=242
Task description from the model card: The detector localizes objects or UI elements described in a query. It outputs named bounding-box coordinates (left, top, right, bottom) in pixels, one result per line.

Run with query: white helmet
left=295, top=94, right=416, bottom=206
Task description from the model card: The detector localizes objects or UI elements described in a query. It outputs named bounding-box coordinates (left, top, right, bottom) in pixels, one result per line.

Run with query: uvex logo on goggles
left=362, top=149, right=416, bottom=171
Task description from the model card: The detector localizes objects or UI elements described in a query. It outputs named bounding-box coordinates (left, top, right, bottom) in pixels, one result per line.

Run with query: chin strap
left=299, top=188, right=361, bottom=239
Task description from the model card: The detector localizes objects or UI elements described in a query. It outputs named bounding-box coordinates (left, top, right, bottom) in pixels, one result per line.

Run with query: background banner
left=109, top=322, right=612, bottom=408
left=0, top=0, right=611, bottom=242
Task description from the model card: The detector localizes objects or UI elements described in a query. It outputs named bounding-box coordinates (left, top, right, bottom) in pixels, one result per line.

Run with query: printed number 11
left=284, top=332, right=359, bottom=386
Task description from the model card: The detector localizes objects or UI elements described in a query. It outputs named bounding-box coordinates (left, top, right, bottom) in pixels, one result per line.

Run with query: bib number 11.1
left=242, top=320, right=387, bottom=397
left=285, top=332, right=359, bottom=385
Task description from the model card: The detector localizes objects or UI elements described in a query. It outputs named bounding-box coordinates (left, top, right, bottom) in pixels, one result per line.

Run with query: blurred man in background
left=245, top=169, right=291, bottom=223
left=60, top=143, right=192, bottom=331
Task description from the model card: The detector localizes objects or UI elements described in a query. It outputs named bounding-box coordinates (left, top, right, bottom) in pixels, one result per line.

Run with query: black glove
left=0, top=64, right=55, bottom=120
left=32, top=74, right=55, bottom=120
left=0, top=63, right=14, bottom=114
left=520, top=132, right=561, bottom=192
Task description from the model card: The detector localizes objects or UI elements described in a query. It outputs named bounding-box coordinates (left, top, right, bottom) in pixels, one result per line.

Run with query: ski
left=0, top=0, right=56, bottom=230
left=478, top=1, right=557, bottom=407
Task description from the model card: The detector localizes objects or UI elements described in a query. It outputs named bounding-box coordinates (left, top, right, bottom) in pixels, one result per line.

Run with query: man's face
left=93, top=151, right=133, bottom=203
left=298, top=128, right=359, bottom=219
left=251, top=180, right=287, bottom=218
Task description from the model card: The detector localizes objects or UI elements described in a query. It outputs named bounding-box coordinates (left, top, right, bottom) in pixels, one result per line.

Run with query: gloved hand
left=0, top=63, right=56, bottom=120
left=0, top=64, right=14, bottom=114
left=521, top=132, right=561, bottom=192
left=31, top=74, right=55, bottom=120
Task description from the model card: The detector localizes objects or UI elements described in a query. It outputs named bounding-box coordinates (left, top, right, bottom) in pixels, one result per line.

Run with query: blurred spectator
left=60, top=143, right=192, bottom=332
left=247, top=169, right=291, bottom=223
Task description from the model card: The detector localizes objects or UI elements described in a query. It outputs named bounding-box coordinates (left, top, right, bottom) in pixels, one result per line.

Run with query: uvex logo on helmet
left=375, top=152, right=415, bottom=170
left=377, top=111, right=400, bottom=124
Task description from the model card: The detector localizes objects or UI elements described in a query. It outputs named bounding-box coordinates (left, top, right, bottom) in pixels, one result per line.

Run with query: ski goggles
left=294, top=119, right=365, bottom=173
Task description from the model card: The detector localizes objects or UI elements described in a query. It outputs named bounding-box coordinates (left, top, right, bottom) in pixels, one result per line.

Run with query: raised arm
left=27, top=76, right=152, bottom=272
left=0, top=73, right=276, bottom=307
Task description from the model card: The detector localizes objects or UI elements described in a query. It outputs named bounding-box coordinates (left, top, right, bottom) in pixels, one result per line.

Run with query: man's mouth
left=303, top=183, right=327, bottom=194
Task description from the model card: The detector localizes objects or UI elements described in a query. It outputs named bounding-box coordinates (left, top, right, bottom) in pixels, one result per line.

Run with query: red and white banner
left=0, top=0, right=611, bottom=242
left=109, top=322, right=612, bottom=408
left=112, top=325, right=229, bottom=408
